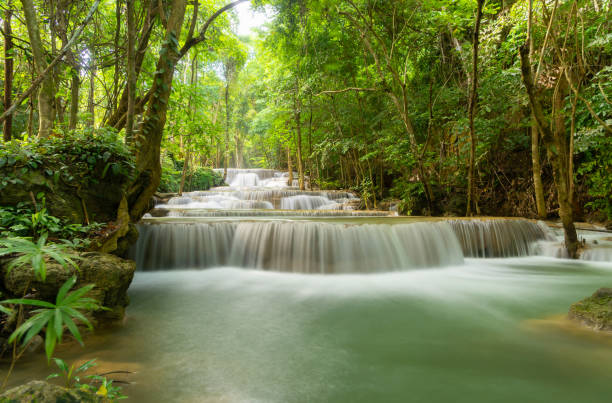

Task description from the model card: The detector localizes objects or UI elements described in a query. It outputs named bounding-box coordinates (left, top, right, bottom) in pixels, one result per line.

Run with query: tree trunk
left=294, top=84, right=305, bottom=190
left=531, top=126, right=547, bottom=218
left=69, top=71, right=79, bottom=129
left=223, top=81, right=230, bottom=181
left=21, top=0, right=56, bottom=137
left=88, top=63, right=96, bottom=127
left=528, top=0, right=547, bottom=219
left=127, top=0, right=187, bottom=222
left=519, top=44, right=578, bottom=258
left=466, top=0, right=484, bottom=216
left=126, top=0, right=137, bottom=144
left=3, top=4, right=13, bottom=141
left=287, top=147, right=293, bottom=186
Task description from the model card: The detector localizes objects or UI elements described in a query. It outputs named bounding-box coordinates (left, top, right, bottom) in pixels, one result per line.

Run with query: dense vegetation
left=1, top=0, right=611, bottom=255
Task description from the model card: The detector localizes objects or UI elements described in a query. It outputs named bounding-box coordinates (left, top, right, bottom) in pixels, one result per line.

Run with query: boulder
left=2, top=252, right=135, bottom=325
left=568, top=288, right=612, bottom=331
left=0, top=380, right=100, bottom=402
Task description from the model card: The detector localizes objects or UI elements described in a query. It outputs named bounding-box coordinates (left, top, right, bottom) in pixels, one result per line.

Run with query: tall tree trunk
left=21, top=0, right=56, bottom=137
left=466, top=0, right=484, bottom=216
left=127, top=0, right=187, bottom=222
left=520, top=44, right=578, bottom=258
left=528, top=0, right=547, bottom=219
left=223, top=82, right=230, bottom=181
left=287, top=147, right=293, bottom=186
left=3, top=3, right=13, bottom=141
left=294, top=83, right=305, bottom=190
left=126, top=0, right=137, bottom=144
left=69, top=71, right=79, bottom=129
left=531, top=126, right=547, bottom=217
left=88, top=62, right=96, bottom=127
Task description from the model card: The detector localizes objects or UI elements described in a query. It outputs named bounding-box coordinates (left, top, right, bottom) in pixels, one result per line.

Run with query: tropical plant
left=1, top=275, right=103, bottom=361
left=46, top=358, right=127, bottom=400
left=0, top=234, right=78, bottom=282
left=47, top=357, right=98, bottom=388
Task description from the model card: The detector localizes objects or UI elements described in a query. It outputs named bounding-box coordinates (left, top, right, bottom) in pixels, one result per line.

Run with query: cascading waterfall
left=447, top=219, right=555, bottom=257
left=154, top=168, right=359, bottom=212
left=130, top=218, right=556, bottom=272
left=131, top=221, right=464, bottom=272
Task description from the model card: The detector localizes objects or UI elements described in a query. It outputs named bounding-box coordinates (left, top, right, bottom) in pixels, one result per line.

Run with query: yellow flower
left=96, top=384, right=108, bottom=397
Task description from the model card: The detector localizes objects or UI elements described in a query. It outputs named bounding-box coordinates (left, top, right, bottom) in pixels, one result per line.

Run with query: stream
left=6, top=169, right=612, bottom=402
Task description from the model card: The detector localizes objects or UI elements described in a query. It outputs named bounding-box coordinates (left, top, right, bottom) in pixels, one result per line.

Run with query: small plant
left=47, top=357, right=97, bottom=388
left=0, top=234, right=77, bottom=282
left=47, top=358, right=128, bottom=400
left=2, top=275, right=103, bottom=361
left=86, top=375, right=127, bottom=400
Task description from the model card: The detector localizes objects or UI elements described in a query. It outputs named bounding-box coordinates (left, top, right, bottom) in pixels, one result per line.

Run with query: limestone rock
left=568, top=288, right=612, bottom=331
left=2, top=252, right=135, bottom=325
left=0, top=380, right=100, bottom=402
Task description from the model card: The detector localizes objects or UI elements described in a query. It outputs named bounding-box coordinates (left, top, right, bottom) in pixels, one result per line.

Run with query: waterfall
left=447, top=219, right=555, bottom=257
left=280, top=195, right=339, bottom=210
left=157, top=188, right=358, bottom=211
left=130, top=218, right=553, bottom=272
left=230, top=173, right=260, bottom=187
left=150, top=209, right=390, bottom=217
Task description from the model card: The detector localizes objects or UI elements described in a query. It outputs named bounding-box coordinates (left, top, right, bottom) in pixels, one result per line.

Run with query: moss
left=568, top=288, right=612, bottom=331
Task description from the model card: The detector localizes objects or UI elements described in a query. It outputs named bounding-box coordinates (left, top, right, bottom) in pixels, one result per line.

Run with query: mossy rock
left=568, top=288, right=612, bottom=331
left=0, top=380, right=100, bottom=402
left=1, top=252, right=135, bottom=325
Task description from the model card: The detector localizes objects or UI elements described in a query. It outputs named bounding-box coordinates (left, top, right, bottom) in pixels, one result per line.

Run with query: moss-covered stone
left=0, top=380, right=100, bottom=402
left=0, top=131, right=134, bottom=225
left=568, top=288, right=612, bottom=331
left=1, top=252, right=135, bottom=324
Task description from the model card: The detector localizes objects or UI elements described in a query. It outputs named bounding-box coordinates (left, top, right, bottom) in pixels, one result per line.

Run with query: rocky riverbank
left=568, top=288, right=612, bottom=332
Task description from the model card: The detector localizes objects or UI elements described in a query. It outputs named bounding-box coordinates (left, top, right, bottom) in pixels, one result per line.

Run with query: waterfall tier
left=156, top=189, right=358, bottom=212
left=130, top=219, right=553, bottom=273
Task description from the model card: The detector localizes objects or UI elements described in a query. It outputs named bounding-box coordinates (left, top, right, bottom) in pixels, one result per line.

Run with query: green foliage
left=0, top=234, right=77, bottom=282
left=576, top=128, right=612, bottom=220
left=0, top=202, right=103, bottom=242
left=47, top=358, right=98, bottom=388
left=2, top=275, right=103, bottom=361
left=47, top=358, right=127, bottom=400
left=158, top=155, right=223, bottom=193
left=0, top=128, right=134, bottom=192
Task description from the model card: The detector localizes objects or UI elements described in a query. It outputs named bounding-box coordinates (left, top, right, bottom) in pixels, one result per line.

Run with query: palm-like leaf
left=1, top=275, right=103, bottom=361
left=0, top=236, right=78, bottom=282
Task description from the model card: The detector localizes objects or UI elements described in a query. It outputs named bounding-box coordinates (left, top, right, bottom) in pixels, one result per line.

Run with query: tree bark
left=223, top=79, right=230, bottom=181
left=528, top=0, right=547, bottom=219
left=21, top=0, right=56, bottom=137
left=466, top=0, right=484, bottom=216
left=3, top=3, right=14, bottom=141
left=287, top=147, right=293, bottom=186
left=127, top=0, right=187, bottom=221
left=126, top=0, right=137, bottom=144
left=294, top=80, right=305, bottom=190
left=519, top=44, right=578, bottom=258
left=88, top=62, right=96, bottom=127
left=69, top=70, right=79, bottom=129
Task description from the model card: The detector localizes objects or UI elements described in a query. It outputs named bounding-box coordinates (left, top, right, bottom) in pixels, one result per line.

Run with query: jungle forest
left=0, top=0, right=611, bottom=402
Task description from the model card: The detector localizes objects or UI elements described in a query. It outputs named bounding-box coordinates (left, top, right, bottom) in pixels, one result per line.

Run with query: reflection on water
left=6, top=258, right=612, bottom=403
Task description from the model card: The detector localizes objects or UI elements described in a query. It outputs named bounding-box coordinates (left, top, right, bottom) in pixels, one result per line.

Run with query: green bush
left=158, top=155, right=223, bottom=193
left=0, top=127, right=134, bottom=192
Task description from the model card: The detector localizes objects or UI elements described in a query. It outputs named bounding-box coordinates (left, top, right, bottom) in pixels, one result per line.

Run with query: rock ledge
left=568, top=288, right=612, bottom=331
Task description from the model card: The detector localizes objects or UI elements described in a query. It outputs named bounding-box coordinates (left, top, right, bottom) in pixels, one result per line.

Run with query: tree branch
left=316, top=87, right=378, bottom=96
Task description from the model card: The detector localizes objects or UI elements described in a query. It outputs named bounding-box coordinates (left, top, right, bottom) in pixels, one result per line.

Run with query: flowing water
left=5, top=169, right=612, bottom=402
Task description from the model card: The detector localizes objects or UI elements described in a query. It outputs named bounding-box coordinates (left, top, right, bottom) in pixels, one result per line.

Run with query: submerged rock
left=2, top=252, right=135, bottom=325
left=0, top=380, right=100, bottom=402
left=568, top=288, right=612, bottom=331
